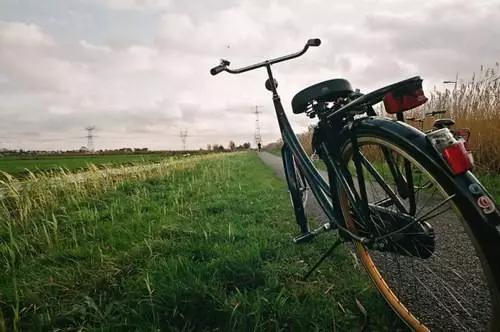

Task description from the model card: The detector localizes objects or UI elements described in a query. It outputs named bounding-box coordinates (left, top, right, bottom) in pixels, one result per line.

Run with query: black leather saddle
left=291, top=79, right=353, bottom=114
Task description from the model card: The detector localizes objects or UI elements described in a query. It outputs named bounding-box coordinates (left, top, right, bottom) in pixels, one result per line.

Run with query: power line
left=85, top=126, right=95, bottom=152
left=180, top=128, right=188, bottom=150
left=254, top=105, right=263, bottom=147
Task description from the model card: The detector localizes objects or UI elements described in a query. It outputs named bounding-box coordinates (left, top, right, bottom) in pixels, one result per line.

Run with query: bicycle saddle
left=292, top=79, right=353, bottom=114
left=433, top=119, right=455, bottom=129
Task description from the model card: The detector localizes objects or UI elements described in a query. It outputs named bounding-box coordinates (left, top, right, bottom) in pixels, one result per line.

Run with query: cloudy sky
left=1, top=0, right=499, bottom=151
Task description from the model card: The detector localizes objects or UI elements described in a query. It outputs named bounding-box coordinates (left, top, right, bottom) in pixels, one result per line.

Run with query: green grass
left=0, top=154, right=171, bottom=179
left=0, top=152, right=406, bottom=331
left=268, top=149, right=281, bottom=157
left=476, top=172, right=500, bottom=202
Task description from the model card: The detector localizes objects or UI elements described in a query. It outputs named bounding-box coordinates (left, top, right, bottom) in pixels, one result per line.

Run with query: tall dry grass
left=0, top=154, right=227, bottom=227
left=420, top=64, right=500, bottom=173
left=266, top=64, right=500, bottom=173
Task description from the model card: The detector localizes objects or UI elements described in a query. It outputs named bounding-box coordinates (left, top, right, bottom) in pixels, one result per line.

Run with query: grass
left=476, top=172, right=500, bottom=202
left=0, top=152, right=406, bottom=331
left=0, top=154, right=173, bottom=179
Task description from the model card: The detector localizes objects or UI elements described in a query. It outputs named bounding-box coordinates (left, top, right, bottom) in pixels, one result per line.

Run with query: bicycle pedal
left=293, top=232, right=315, bottom=244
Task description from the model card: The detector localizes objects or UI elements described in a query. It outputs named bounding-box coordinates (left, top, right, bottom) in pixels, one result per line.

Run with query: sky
left=0, top=0, right=499, bottom=151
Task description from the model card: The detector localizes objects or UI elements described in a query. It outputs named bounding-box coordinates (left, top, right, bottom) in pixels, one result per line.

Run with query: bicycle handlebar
left=210, top=65, right=226, bottom=76
left=209, top=38, right=321, bottom=76
left=406, top=110, right=446, bottom=122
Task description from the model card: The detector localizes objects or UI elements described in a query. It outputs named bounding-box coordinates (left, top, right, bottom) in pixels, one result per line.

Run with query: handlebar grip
left=307, top=38, right=321, bottom=47
left=210, top=65, right=226, bottom=76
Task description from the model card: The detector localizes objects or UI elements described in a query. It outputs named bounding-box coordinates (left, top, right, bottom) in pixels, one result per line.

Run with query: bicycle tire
left=292, top=157, right=309, bottom=206
left=329, top=118, right=500, bottom=331
left=282, top=145, right=309, bottom=234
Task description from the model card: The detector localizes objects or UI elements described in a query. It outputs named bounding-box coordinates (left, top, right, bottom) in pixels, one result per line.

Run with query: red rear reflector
left=383, top=79, right=428, bottom=114
left=456, top=128, right=471, bottom=151
left=442, top=141, right=473, bottom=175
left=456, top=128, right=471, bottom=142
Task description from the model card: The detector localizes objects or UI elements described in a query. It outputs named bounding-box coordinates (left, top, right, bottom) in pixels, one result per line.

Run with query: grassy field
left=0, top=152, right=407, bottom=331
left=0, top=154, right=173, bottom=179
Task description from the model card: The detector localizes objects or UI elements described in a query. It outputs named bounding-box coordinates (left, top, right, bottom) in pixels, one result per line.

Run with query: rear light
left=383, top=79, right=428, bottom=114
left=427, top=128, right=474, bottom=175
left=455, top=128, right=474, bottom=165
left=442, top=141, right=473, bottom=175
left=456, top=128, right=470, bottom=140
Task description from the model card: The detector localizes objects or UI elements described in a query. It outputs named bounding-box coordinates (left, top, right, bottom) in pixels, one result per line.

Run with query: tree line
left=206, top=141, right=252, bottom=152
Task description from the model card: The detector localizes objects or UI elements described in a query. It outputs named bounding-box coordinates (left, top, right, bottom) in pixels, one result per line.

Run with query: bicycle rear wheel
left=334, top=129, right=500, bottom=331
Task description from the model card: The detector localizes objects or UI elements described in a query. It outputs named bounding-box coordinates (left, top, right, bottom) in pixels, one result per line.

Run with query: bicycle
left=406, top=110, right=474, bottom=164
left=210, top=38, right=500, bottom=331
left=405, top=110, right=448, bottom=131
left=404, top=111, right=474, bottom=191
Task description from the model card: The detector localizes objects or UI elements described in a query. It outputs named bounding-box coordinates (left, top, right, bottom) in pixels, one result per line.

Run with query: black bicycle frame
left=210, top=40, right=337, bottom=226
left=261, top=60, right=376, bottom=242
left=209, top=39, right=407, bottom=243
left=261, top=68, right=329, bottom=206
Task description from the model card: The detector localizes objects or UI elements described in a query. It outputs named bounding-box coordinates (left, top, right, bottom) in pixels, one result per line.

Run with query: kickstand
left=303, top=238, right=343, bottom=281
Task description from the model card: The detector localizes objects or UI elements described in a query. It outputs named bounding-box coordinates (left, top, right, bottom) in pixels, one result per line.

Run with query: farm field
left=0, top=152, right=406, bottom=331
left=0, top=154, right=174, bottom=179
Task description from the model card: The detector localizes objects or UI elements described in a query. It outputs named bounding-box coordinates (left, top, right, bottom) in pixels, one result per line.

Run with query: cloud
left=364, top=1, right=500, bottom=83
left=0, top=0, right=499, bottom=151
left=0, top=21, right=54, bottom=46
left=105, top=0, right=170, bottom=10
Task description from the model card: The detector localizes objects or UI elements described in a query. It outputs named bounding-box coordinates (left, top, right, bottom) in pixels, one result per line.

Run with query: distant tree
left=243, top=142, right=251, bottom=149
left=206, top=144, right=212, bottom=151
left=213, top=144, right=225, bottom=152
left=229, top=140, right=236, bottom=150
